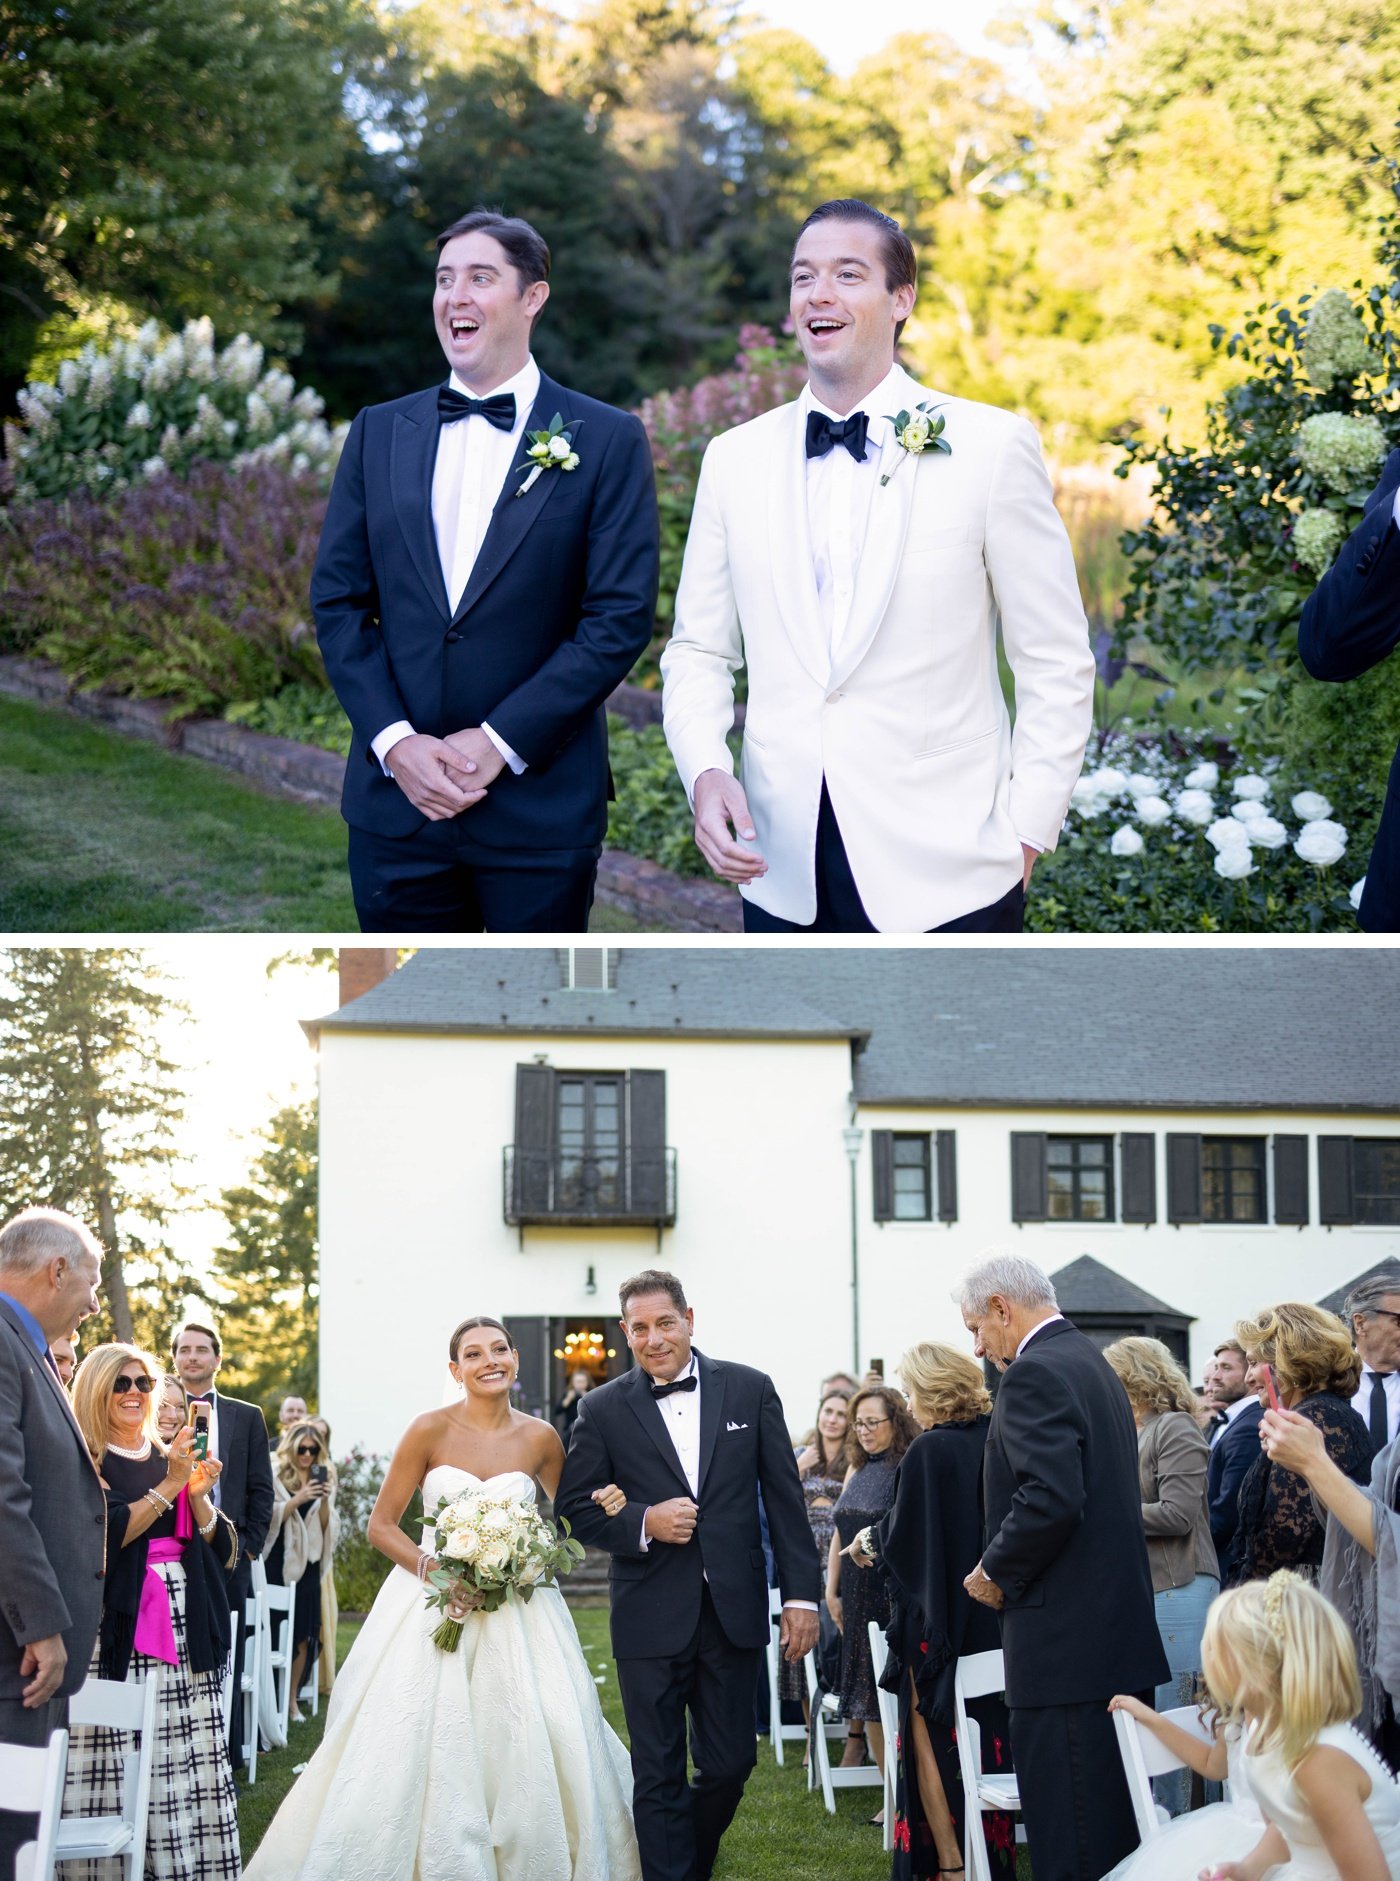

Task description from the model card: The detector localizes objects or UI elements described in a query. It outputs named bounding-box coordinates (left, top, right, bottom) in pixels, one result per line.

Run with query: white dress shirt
left=371, top=354, right=541, bottom=778
left=1393, top=488, right=1400, bottom=528
left=1015, top=1312, right=1065, bottom=1359
left=801, top=364, right=902, bottom=669
left=1210, top=1391, right=1258, bottom=1450
left=1352, top=1367, right=1400, bottom=1448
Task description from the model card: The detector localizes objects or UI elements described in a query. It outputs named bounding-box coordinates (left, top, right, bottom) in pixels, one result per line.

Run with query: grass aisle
left=0, top=697, right=356, bottom=930
left=239, top=1610, right=892, bottom=1880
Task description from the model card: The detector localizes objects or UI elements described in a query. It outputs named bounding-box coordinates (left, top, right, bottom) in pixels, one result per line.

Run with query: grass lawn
left=239, top=1610, right=896, bottom=1879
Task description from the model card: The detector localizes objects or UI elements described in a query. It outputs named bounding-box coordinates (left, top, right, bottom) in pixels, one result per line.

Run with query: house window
left=556, top=1074, right=623, bottom=1210
left=508, top=1064, right=673, bottom=1225
left=1202, top=1138, right=1267, bottom=1223
left=891, top=1135, right=932, bottom=1220
left=1356, top=1139, right=1400, bottom=1226
left=1046, top=1137, right=1114, bottom=1222
left=562, top=948, right=615, bottom=990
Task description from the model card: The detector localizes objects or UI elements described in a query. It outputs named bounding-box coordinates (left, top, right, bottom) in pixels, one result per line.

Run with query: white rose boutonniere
left=516, top=412, right=583, bottom=497
left=880, top=401, right=950, bottom=486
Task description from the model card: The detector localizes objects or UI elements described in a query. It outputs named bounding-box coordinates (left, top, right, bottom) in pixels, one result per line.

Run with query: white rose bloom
left=1174, top=788, right=1215, bottom=826
left=1349, top=877, right=1367, bottom=910
left=1070, top=774, right=1101, bottom=803
left=1125, top=772, right=1160, bottom=800
left=457, top=1527, right=481, bottom=1558
left=1290, top=790, right=1333, bottom=821
left=1247, top=816, right=1288, bottom=849
left=1294, top=820, right=1348, bottom=866
left=1230, top=799, right=1267, bottom=825
left=1110, top=825, right=1144, bottom=857
left=477, top=1541, right=511, bottom=1576
left=444, top=1530, right=474, bottom=1561
left=1214, top=846, right=1255, bottom=880
left=547, top=434, right=572, bottom=460
left=562, top=452, right=580, bottom=470
left=1136, top=795, right=1172, bottom=826
left=478, top=1505, right=511, bottom=1535
left=1184, top=761, right=1220, bottom=790
left=1206, top=817, right=1250, bottom=852
left=1087, top=767, right=1129, bottom=797
left=1231, top=773, right=1270, bottom=800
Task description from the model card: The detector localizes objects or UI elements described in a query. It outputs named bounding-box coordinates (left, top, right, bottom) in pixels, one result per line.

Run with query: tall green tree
left=0, top=948, right=191, bottom=1347
left=212, top=1098, right=318, bottom=1414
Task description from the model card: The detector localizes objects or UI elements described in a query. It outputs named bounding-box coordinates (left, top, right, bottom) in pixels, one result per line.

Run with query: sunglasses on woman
left=295, top=1444, right=321, bottom=1458
left=110, top=1374, right=156, bottom=1394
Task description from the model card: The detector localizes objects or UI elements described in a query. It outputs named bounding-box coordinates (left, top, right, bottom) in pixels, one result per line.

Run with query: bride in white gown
left=244, top=1316, right=641, bottom=1881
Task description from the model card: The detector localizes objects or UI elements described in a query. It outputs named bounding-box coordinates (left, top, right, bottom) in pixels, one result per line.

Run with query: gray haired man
left=0, top=1207, right=107, bottom=1877
left=1344, top=1270, right=1400, bottom=1457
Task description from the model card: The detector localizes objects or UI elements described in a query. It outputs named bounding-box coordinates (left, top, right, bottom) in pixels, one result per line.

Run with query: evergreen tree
left=212, top=1097, right=318, bottom=1414
left=0, top=948, right=191, bottom=1347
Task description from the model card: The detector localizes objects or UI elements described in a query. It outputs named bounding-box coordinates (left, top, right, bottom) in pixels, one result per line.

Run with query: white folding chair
left=2, top=1728, right=68, bottom=1881
left=55, top=1671, right=159, bottom=1879
left=765, top=1587, right=806, bottom=1766
left=261, top=1579, right=294, bottom=1740
left=1113, top=1703, right=1216, bottom=1843
left=868, top=1622, right=900, bottom=1852
left=803, top=1651, right=883, bottom=1814
left=240, top=1592, right=263, bottom=1783
left=953, top=1649, right=1023, bottom=1881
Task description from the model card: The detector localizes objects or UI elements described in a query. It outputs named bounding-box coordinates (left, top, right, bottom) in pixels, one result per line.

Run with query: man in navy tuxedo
left=312, top=210, right=660, bottom=932
left=1205, top=1337, right=1264, bottom=1583
left=1298, top=446, right=1400, bottom=932
left=556, top=1271, right=819, bottom=1881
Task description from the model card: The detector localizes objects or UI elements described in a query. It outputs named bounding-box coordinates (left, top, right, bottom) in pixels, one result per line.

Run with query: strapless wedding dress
left=244, top=1467, right=640, bottom=1880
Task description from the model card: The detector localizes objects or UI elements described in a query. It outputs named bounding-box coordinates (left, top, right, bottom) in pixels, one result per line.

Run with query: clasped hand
left=962, top=1560, right=1005, bottom=1611
left=386, top=728, right=505, bottom=820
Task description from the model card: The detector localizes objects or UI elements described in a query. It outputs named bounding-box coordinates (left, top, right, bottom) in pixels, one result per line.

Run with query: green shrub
left=332, top=1446, right=423, bottom=1614
left=605, top=715, right=715, bottom=877
left=227, top=683, right=351, bottom=754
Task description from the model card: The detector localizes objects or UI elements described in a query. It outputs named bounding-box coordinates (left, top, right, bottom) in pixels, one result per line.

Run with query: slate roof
left=1317, top=1262, right=1400, bottom=1315
left=1050, top=1255, right=1191, bottom=1320
left=309, top=947, right=1400, bottom=1113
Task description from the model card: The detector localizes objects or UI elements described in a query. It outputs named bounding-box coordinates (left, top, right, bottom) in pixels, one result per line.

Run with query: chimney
left=338, top=948, right=397, bottom=1008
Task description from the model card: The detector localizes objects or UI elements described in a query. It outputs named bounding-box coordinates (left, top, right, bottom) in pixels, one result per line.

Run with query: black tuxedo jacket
left=1298, top=447, right=1400, bottom=932
left=555, top=1352, right=819, bottom=1660
left=1207, top=1400, right=1263, bottom=1582
left=209, top=1391, right=274, bottom=1565
left=311, top=372, right=660, bottom=849
left=980, top=1318, right=1168, bottom=1709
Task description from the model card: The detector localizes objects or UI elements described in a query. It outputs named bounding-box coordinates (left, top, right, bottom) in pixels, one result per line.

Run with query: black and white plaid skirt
left=60, top=1560, right=241, bottom=1880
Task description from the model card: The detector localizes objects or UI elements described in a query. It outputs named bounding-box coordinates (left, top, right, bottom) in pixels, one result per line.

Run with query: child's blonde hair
left=1201, top=1570, right=1362, bottom=1769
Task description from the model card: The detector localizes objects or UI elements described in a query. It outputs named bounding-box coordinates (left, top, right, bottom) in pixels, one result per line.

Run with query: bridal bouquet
left=424, top=1485, right=585, bottom=1651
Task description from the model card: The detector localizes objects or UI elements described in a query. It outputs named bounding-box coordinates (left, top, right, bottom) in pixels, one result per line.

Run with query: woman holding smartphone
left=265, top=1420, right=339, bottom=1721
left=1230, top=1303, right=1371, bottom=1587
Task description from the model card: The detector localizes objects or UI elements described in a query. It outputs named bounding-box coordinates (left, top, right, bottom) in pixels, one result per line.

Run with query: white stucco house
left=308, top=947, right=1400, bottom=1455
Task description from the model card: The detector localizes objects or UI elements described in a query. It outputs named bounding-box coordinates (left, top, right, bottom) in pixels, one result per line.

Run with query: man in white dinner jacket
left=660, top=198, right=1096, bottom=931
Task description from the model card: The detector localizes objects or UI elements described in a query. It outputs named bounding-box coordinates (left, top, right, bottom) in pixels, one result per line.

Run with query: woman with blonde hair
left=1105, top=1336, right=1219, bottom=1816
left=843, top=1343, right=1013, bottom=1878
left=264, top=1421, right=339, bottom=1723
left=1192, top=1571, right=1400, bottom=1880
left=65, top=1341, right=241, bottom=1879
left=1230, top=1303, right=1370, bottom=1587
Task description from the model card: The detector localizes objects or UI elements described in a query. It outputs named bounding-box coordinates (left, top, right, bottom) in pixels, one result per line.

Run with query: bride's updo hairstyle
left=449, top=1316, right=516, bottom=1364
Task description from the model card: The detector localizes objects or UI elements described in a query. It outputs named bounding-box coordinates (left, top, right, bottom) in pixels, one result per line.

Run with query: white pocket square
left=726, top=1420, right=748, bottom=1431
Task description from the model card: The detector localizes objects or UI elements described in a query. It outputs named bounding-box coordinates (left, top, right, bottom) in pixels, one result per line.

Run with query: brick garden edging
left=0, top=655, right=741, bottom=932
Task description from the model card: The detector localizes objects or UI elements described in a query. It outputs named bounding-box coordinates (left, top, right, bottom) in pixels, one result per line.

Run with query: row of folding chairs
left=764, top=1608, right=1209, bottom=1879
left=0, top=1669, right=159, bottom=1881
left=219, top=1558, right=309, bottom=1784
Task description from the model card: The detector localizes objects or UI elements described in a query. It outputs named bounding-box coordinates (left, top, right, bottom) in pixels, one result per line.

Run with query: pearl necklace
left=107, top=1437, right=152, bottom=1461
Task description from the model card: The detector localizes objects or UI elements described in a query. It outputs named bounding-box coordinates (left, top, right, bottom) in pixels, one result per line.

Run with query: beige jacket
left=1137, top=1410, right=1218, bottom=1594
left=265, top=1474, right=339, bottom=1583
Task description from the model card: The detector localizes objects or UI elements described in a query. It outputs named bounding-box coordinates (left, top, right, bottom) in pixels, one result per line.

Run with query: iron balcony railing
left=503, top=1146, right=678, bottom=1227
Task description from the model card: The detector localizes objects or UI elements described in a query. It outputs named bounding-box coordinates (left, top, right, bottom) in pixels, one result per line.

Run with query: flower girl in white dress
left=244, top=1316, right=641, bottom=1881
left=1176, top=1570, right=1400, bottom=1881
left=1100, top=1696, right=1264, bottom=1881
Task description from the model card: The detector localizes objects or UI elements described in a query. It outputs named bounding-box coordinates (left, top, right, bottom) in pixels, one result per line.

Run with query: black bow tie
left=650, top=1373, right=698, bottom=1400
left=186, top=1392, right=213, bottom=1403
left=437, top=387, right=516, bottom=431
left=806, top=409, right=869, bottom=463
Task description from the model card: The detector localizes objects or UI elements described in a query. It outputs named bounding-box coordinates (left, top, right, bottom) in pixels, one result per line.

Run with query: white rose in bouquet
left=1110, top=825, right=1144, bottom=857
left=1291, top=791, right=1333, bottom=822
left=444, top=1530, right=475, bottom=1561
left=1214, top=847, right=1255, bottom=880
left=1231, top=774, right=1270, bottom=801
left=1174, top=789, right=1215, bottom=827
left=478, top=1504, right=512, bottom=1535
left=1184, top=761, right=1219, bottom=790
left=1294, top=820, right=1348, bottom=866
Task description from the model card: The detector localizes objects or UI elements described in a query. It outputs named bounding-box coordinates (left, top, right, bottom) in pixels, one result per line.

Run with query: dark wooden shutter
left=936, top=1131, right=958, bottom=1223
left=872, top=1131, right=894, bottom=1222
left=1120, top=1133, right=1157, bottom=1223
left=508, top=1316, right=550, bottom=1421
left=1318, top=1136, right=1356, bottom=1226
left=1165, top=1134, right=1203, bottom=1224
left=514, top=1064, right=555, bottom=1214
left=628, top=1070, right=667, bottom=1217
left=1010, top=1132, right=1048, bottom=1223
left=1273, top=1135, right=1309, bottom=1226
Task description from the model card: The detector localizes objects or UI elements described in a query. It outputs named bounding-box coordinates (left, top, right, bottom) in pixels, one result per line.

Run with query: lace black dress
left=832, top=1453, right=897, bottom=1722
left=1232, top=1389, right=1371, bottom=1585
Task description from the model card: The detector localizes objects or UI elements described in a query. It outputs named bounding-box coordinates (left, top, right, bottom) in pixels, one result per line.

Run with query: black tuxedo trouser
left=741, top=781, right=1025, bottom=933
left=0, top=1693, right=66, bottom=1879
left=348, top=824, right=600, bottom=933
left=615, top=1584, right=760, bottom=1881
left=1011, top=1695, right=1147, bottom=1881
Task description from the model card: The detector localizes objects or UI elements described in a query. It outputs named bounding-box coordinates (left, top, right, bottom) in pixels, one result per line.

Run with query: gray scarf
left=1319, top=1438, right=1400, bottom=1731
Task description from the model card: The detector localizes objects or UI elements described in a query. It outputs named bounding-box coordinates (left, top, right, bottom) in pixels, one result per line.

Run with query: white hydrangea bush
left=1301, top=290, right=1380, bottom=393
left=8, top=318, right=347, bottom=503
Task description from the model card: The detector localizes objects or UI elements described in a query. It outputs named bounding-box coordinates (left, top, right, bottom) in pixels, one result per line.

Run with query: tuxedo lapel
left=0, top=1306, right=96, bottom=1473
left=620, top=1366, right=694, bottom=1495
left=766, top=401, right=831, bottom=689
left=695, top=1352, right=726, bottom=1495
left=451, top=374, right=575, bottom=627
left=391, top=390, right=451, bottom=621
left=827, top=375, right=922, bottom=692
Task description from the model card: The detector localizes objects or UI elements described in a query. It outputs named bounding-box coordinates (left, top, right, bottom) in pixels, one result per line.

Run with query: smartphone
left=190, top=1400, right=210, bottom=1459
left=309, top=1463, right=329, bottom=1486
left=1260, top=1362, right=1281, bottom=1412
left=868, top=1358, right=884, bottom=1379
